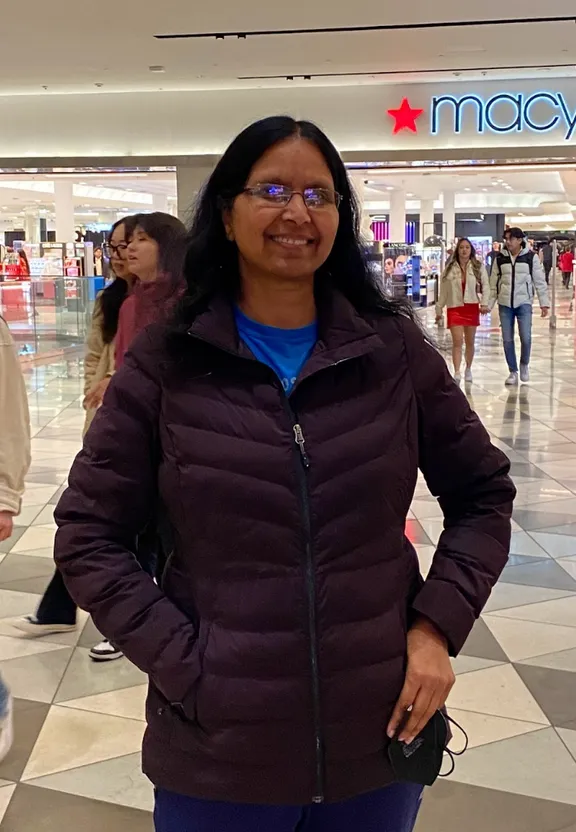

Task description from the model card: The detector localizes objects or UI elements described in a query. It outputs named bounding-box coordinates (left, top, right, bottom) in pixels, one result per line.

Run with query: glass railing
left=0, top=276, right=100, bottom=359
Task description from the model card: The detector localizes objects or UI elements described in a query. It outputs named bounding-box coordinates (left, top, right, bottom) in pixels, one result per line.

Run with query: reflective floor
left=0, top=291, right=575, bottom=831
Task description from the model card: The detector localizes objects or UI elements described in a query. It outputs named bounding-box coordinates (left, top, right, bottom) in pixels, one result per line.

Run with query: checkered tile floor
left=1, top=293, right=576, bottom=830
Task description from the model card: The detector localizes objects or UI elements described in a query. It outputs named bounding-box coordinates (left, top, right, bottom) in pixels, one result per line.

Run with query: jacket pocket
left=187, top=618, right=212, bottom=726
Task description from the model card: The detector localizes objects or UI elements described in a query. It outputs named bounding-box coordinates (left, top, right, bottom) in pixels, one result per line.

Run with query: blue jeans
left=499, top=304, right=532, bottom=373
left=0, top=673, right=9, bottom=718
left=154, top=783, right=423, bottom=832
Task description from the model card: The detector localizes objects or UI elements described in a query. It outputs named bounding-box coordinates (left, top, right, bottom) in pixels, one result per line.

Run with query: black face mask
left=387, top=711, right=468, bottom=787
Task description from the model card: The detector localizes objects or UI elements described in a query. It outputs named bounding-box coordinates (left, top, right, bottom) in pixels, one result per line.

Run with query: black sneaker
left=89, top=639, right=124, bottom=662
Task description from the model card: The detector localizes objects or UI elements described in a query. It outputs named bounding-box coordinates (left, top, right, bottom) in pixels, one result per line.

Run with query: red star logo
left=387, top=98, right=424, bottom=134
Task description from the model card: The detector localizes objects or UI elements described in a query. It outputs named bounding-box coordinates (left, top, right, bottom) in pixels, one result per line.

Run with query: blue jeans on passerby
left=499, top=304, right=533, bottom=373
left=0, top=673, right=9, bottom=718
left=154, top=782, right=423, bottom=832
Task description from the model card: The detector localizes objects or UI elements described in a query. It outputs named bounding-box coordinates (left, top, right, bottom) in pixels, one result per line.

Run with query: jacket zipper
left=284, top=399, right=324, bottom=803
left=510, top=255, right=517, bottom=307
left=186, top=331, right=361, bottom=803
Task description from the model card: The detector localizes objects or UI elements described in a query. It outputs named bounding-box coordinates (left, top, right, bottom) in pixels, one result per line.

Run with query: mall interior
left=1, top=4, right=576, bottom=831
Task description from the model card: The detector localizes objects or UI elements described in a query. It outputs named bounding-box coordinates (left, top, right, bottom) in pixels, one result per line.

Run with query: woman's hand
left=434, top=315, right=443, bottom=326
left=83, top=377, right=111, bottom=411
left=0, top=511, right=14, bottom=542
left=387, top=616, right=455, bottom=745
left=480, top=305, right=489, bottom=314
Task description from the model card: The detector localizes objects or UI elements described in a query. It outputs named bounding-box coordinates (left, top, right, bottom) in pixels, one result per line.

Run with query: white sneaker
left=454, top=371, right=461, bottom=383
left=0, top=694, right=13, bottom=764
left=89, top=639, right=124, bottom=662
left=464, top=368, right=473, bottom=384
left=505, top=372, right=519, bottom=386
left=520, top=364, right=530, bottom=383
left=14, top=615, right=77, bottom=638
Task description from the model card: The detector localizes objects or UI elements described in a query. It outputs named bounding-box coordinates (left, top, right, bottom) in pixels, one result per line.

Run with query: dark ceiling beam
left=155, top=16, right=576, bottom=40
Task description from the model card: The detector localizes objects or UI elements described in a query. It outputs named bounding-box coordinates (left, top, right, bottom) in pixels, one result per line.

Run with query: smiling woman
left=54, top=116, right=515, bottom=832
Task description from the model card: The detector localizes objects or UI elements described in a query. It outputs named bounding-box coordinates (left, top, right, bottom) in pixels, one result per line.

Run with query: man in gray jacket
left=490, top=228, right=550, bottom=386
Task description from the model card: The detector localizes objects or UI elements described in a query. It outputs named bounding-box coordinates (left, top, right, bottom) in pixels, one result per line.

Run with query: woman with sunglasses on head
left=55, top=117, right=514, bottom=832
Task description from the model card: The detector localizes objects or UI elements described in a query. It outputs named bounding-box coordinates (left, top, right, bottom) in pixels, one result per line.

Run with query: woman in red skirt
left=435, top=237, right=490, bottom=384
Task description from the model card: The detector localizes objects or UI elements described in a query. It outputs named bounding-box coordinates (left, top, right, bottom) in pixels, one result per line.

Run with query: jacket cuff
left=411, top=579, right=476, bottom=657
left=0, top=486, right=21, bottom=515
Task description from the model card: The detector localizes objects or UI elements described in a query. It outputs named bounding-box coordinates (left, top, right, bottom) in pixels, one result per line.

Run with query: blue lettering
left=429, top=90, right=576, bottom=140
left=556, top=93, right=576, bottom=140
left=523, top=93, right=560, bottom=132
left=431, top=95, right=483, bottom=134
left=485, top=94, right=523, bottom=132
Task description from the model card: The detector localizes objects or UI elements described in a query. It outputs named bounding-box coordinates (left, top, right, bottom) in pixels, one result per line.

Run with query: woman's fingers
left=399, top=688, right=436, bottom=744
left=387, top=677, right=419, bottom=739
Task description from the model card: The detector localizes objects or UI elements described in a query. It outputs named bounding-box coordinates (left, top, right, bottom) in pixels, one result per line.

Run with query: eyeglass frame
left=104, top=242, right=129, bottom=257
left=240, top=182, right=343, bottom=210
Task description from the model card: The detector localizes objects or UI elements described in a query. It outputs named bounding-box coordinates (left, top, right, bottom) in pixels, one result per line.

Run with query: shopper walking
left=490, top=226, right=549, bottom=386
left=0, top=314, right=31, bottom=762
left=539, top=239, right=553, bottom=285
left=560, top=245, right=574, bottom=290
left=435, top=237, right=489, bottom=384
left=54, top=116, right=515, bottom=832
left=486, top=240, right=500, bottom=273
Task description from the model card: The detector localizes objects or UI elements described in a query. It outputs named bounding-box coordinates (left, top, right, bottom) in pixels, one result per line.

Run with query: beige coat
left=436, top=260, right=490, bottom=317
left=83, top=296, right=115, bottom=435
left=0, top=317, right=31, bottom=515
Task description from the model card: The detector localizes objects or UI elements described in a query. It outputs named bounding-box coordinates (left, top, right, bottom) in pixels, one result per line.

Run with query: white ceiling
left=0, top=173, right=176, bottom=225
left=357, top=166, right=576, bottom=227
left=2, top=2, right=575, bottom=95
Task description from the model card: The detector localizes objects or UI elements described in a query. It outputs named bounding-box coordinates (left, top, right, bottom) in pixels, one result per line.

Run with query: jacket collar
left=188, top=289, right=384, bottom=371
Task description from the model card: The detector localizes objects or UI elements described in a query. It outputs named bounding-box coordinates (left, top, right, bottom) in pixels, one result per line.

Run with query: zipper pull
left=293, top=424, right=310, bottom=468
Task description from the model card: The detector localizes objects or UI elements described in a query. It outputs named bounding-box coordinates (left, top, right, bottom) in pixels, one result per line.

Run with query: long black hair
left=177, top=115, right=413, bottom=324
left=131, top=211, right=188, bottom=285
left=99, top=215, right=137, bottom=343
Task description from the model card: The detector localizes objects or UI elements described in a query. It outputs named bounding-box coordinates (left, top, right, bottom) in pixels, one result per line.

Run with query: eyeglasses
left=104, top=242, right=128, bottom=257
left=242, top=183, right=342, bottom=210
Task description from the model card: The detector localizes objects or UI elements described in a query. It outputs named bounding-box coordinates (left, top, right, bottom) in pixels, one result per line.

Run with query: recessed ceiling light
left=464, top=188, right=471, bottom=191
left=149, top=65, right=166, bottom=73
left=386, top=186, right=394, bottom=191
left=407, top=192, right=414, bottom=197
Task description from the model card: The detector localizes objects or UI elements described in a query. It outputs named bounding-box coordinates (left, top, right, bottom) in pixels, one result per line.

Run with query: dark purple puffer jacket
left=54, top=290, right=515, bottom=806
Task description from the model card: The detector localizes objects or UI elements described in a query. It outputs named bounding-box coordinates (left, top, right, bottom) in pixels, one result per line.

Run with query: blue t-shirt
left=234, top=307, right=317, bottom=394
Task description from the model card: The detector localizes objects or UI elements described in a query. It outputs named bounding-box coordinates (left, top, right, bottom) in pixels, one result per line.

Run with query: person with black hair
left=489, top=227, right=549, bottom=386
left=83, top=216, right=137, bottom=432
left=15, top=216, right=140, bottom=660
left=113, top=211, right=188, bottom=368
left=54, top=116, right=514, bottom=831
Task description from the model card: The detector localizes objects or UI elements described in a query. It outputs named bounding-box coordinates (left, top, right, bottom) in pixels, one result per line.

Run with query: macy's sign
left=431, top=93, right=576, bottom=140
left=387, top=93, right=576, bottom=140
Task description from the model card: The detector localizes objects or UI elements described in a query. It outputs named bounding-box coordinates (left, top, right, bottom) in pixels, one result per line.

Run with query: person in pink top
left=115, top=212, right=188, bottom=369
left=16, top=211, right=187, bottom=662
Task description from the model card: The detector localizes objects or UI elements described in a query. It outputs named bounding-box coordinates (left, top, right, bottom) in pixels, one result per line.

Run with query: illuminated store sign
left=388, top=93, right=576, bottom=140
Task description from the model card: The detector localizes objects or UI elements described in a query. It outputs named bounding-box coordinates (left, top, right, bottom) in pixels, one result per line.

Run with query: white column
left=442, top=191, right=456, bottom=246
left=24, top=210, right=40, bottom=244
left=350, top=175, right=374, bottom=242
left=176, top=164, right=215, bottom=224
left=389, top=189, right=406, bottom=243
left=54, top=179, right=75, bottom=241
left=420, top=199, right=435, bottom=243
left=153, top=193, right=170, bottom=214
